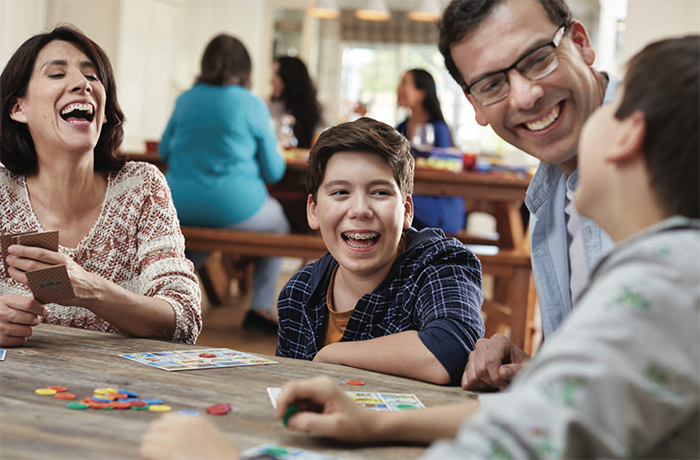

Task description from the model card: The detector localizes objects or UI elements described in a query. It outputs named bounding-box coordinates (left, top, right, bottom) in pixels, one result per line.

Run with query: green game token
left=281, top=405, right=300, bottom=429
left=131, top=405, right=150, bottom=410
left=66, top=402, right=89, bottom=410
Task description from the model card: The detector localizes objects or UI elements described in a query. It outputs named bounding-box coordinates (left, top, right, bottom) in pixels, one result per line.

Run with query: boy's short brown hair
left=616, top=35, right=699, bottom=218
left=307, top=117, right=414, bottom=202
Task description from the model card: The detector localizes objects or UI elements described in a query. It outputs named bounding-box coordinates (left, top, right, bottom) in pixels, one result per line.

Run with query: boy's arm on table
left=275, top=376, right=480, bottom=444
left=313, top=331, right=451, bottom=384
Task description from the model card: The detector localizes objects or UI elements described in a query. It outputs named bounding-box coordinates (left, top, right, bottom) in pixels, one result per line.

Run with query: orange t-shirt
left=322, top=265, right=353, bottom=347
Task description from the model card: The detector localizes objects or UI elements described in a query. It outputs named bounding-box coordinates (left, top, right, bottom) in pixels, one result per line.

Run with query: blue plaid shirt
left=276, top=227, right=485, bottom=384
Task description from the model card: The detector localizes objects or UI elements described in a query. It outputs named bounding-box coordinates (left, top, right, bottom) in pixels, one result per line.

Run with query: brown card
left=1, top=231, right=34, bottom=274
left=25, top=265, right=75, bottom=304
left=15, top=230, right=59, bottom=252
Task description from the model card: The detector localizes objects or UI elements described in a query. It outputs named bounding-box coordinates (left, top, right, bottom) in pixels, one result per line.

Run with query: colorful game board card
left=25, top=265, right=75, bottom=304
left=241, top=444, right=350, bottom=460
left=0, top=349, right=6, bottom=361
left=267, top=387, right=424, bottom=412
left=121, top=348, right=277, bottom=371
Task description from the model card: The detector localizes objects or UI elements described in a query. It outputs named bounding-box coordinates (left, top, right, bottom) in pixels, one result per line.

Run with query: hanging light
left=408, top=0, right=441, bottom=22
left=356, top=0, right=391, bottom=21
left=306, top=0, right=340, bottom=19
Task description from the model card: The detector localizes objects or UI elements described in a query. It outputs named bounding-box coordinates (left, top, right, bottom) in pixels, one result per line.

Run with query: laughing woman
left=0, top=26, right=202, bottom=347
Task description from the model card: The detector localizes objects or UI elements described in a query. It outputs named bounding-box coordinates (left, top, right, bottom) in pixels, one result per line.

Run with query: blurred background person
left=268, top=56, right=329, bottom=149
left=159, top=34, right=289, bottom=335
left=396, top=69, right=465, bottom=234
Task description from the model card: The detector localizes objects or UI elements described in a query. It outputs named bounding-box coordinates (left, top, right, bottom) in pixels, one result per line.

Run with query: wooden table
left=0, top=324, right=473, bottom=460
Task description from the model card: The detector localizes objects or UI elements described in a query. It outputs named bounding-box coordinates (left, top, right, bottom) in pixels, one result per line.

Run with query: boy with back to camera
left=275, top=117, right=484, bottom=385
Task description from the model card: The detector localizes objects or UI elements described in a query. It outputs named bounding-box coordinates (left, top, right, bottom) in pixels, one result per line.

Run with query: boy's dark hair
left=616, top=35, right=699, bottom=219
left=0, top=24, right=125, bottom=175
left=437, top=0, right=572, bottom=91
left=307, top=117, right=414, bottom=202
left=196, top=34, right=251, bottom=88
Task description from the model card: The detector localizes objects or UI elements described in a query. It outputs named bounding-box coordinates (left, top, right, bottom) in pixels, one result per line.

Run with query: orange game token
left=129, top=401, right=148, bottom=407
left=54, top=393, right=77, bottom=400
left=109, top=402, right=131, bottom=410
left=346, top=380, right=365, bottom=386
left=46, top=385, right=68, bottom=392
left=88, top=401, right=111, bottom=409
left=199, top=353, right=216, bottom=358
left=206, top=403, right=231, bottom=415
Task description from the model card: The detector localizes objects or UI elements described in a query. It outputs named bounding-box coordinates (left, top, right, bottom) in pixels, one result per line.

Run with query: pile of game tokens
left=34, top=385, right=232, bottom=416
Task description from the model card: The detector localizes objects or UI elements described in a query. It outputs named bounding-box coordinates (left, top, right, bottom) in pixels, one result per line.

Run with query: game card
left=241, top=444, right=349, bottom=460
left=1, top=230, right=59, bottom=276
left=25, top=265, right=75, bottom=304
left=267, top=387, right=424, bottom=412
left=121, top=348, right=277, bottom=372
left=0, top=349, right=6, bottom=361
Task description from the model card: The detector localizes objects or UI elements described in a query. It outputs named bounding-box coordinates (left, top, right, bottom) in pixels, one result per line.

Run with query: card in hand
left=25, top=265, right=75, bottom=304
left=1, top=230, right=59, bottom=276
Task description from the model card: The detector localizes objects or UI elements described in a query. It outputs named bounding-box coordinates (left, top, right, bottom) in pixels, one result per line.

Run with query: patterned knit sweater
left=0, top=162, right=202, bottom=343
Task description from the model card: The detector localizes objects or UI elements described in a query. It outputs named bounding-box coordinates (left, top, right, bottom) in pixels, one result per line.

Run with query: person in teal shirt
left=160, top=34, right=289, bottom=334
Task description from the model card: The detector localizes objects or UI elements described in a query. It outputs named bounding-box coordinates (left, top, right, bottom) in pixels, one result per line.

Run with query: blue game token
left=142, top=398, right=163, bottom=405
left=177, top=409, right=200, bottom=417
left=118, top=398, right=138, bottom=403
left=91, top=396, right=112, bottom=402
left=118, top=389, right=138, bottom=398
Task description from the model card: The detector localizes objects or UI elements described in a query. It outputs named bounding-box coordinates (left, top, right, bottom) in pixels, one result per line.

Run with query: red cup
left=462, top=152, right=477, bottom=171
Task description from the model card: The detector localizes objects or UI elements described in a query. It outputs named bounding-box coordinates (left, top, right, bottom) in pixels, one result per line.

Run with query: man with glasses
left=438, top=0, right=617, bottom=391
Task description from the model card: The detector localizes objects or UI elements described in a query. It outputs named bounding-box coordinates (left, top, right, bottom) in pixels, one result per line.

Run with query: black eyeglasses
left=465, top=26, right=568, bottom=106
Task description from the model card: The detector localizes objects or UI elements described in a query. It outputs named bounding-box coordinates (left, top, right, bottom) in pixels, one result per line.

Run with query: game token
left=131, top=405, right=150, bottom=411
left=88, top=401, right=111, bottom=409
left=93, top=388, right=110, bottom=395
left=46, top=385, right=67, bottom=392
left=54, top=393, right=77, bottom=400
left=205, top=404, right=231, bottom=416
left=118, top=398, right=138, bottom=403
left=142, top=398, right=163, bottom=405
left=110, top=402, right=132, bottom=410
left=149, top=405, right=171, bottom=413
left=281, top=406, right=300, bottom=428
left=199, top=353, right=217, bottom=358
left=118, top=389, right=138, bottom=398
left=129, top=401, right=148, bottom=407
left=91, top=396, right=112, bottom=402
left=107, top=393, right=127, bottom=400
left=346, top=380, right=365, bottom=386
left=177, top=409, right=200, bottom=417
left=66, top=402, right=89, bottom=410
left=35, top=388, right=57, bottom=396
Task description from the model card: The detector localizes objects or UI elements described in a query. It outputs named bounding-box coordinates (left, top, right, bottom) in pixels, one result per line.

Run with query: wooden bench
left=181, top=226, right=538, bottom=355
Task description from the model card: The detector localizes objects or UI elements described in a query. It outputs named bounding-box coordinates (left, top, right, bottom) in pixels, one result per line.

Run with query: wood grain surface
left=0, top=324, right=474, bottom=459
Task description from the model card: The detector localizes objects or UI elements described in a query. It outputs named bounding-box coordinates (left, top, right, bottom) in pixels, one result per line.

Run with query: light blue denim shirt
left=525, top=73, right=619, bottom=338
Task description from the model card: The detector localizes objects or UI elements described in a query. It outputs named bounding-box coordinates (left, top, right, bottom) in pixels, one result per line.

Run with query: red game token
left=109, top=402, right=131, bottom=410
left=199, top=353, right=217, bottom=358
left=206, top=403, right=231, bottom=415
left=47, top=385, right=68, bottom=392
left=129, top=401, right=148, bottom=407
left=54, top=392, right=77, bottom=400
left=346, top=380, right=365, bottom=386
left=88, top=401, right=111, bottom=409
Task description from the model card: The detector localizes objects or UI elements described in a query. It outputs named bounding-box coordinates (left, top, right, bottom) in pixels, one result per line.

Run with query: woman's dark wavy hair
left=273, top=56, right=322, bottom=149
left=196, top=34, right=251, bottom=88
left=408, top=68, right=448, bottom=124
left=0, top=24, right=125, bottom=174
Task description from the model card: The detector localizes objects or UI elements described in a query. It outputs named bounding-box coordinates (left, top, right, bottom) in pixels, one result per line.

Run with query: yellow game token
left=149, top=405, right=171, bottom=413
left=93, top=388, right=110, bottom=395
left=35, top=388, right=57, bottom=396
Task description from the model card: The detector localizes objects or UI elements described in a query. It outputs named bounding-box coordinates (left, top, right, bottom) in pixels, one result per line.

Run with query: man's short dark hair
left=616, top=35, right=699, bottom=218
left=0, top=25, right=125, bottom=174
left=307, top=117, right=414, bottom=202
left=438, top=0, right=573, bottom=90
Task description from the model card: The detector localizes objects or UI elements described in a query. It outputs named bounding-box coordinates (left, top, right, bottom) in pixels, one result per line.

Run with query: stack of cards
left=0, top=230, right=74, bottom=304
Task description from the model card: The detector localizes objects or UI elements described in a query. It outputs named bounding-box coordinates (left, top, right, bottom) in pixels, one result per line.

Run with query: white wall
left=621, top=0, right=700, bottom=64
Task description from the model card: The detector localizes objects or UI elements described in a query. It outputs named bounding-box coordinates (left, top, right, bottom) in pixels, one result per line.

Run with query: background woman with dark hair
left=0, top=25, right=201, bottom=346
left=160, top=34, right=289, bottom=334
left=396, top=69, right=465, bottom=234
left=269, top=56, right=328, bottom=149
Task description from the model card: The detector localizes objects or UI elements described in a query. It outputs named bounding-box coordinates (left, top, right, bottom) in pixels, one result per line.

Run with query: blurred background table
left=0, top=324, right=472, bottom=460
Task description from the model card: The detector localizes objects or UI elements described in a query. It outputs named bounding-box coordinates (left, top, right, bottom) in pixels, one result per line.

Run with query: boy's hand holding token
left=275, top=376, right=380, bottom=442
